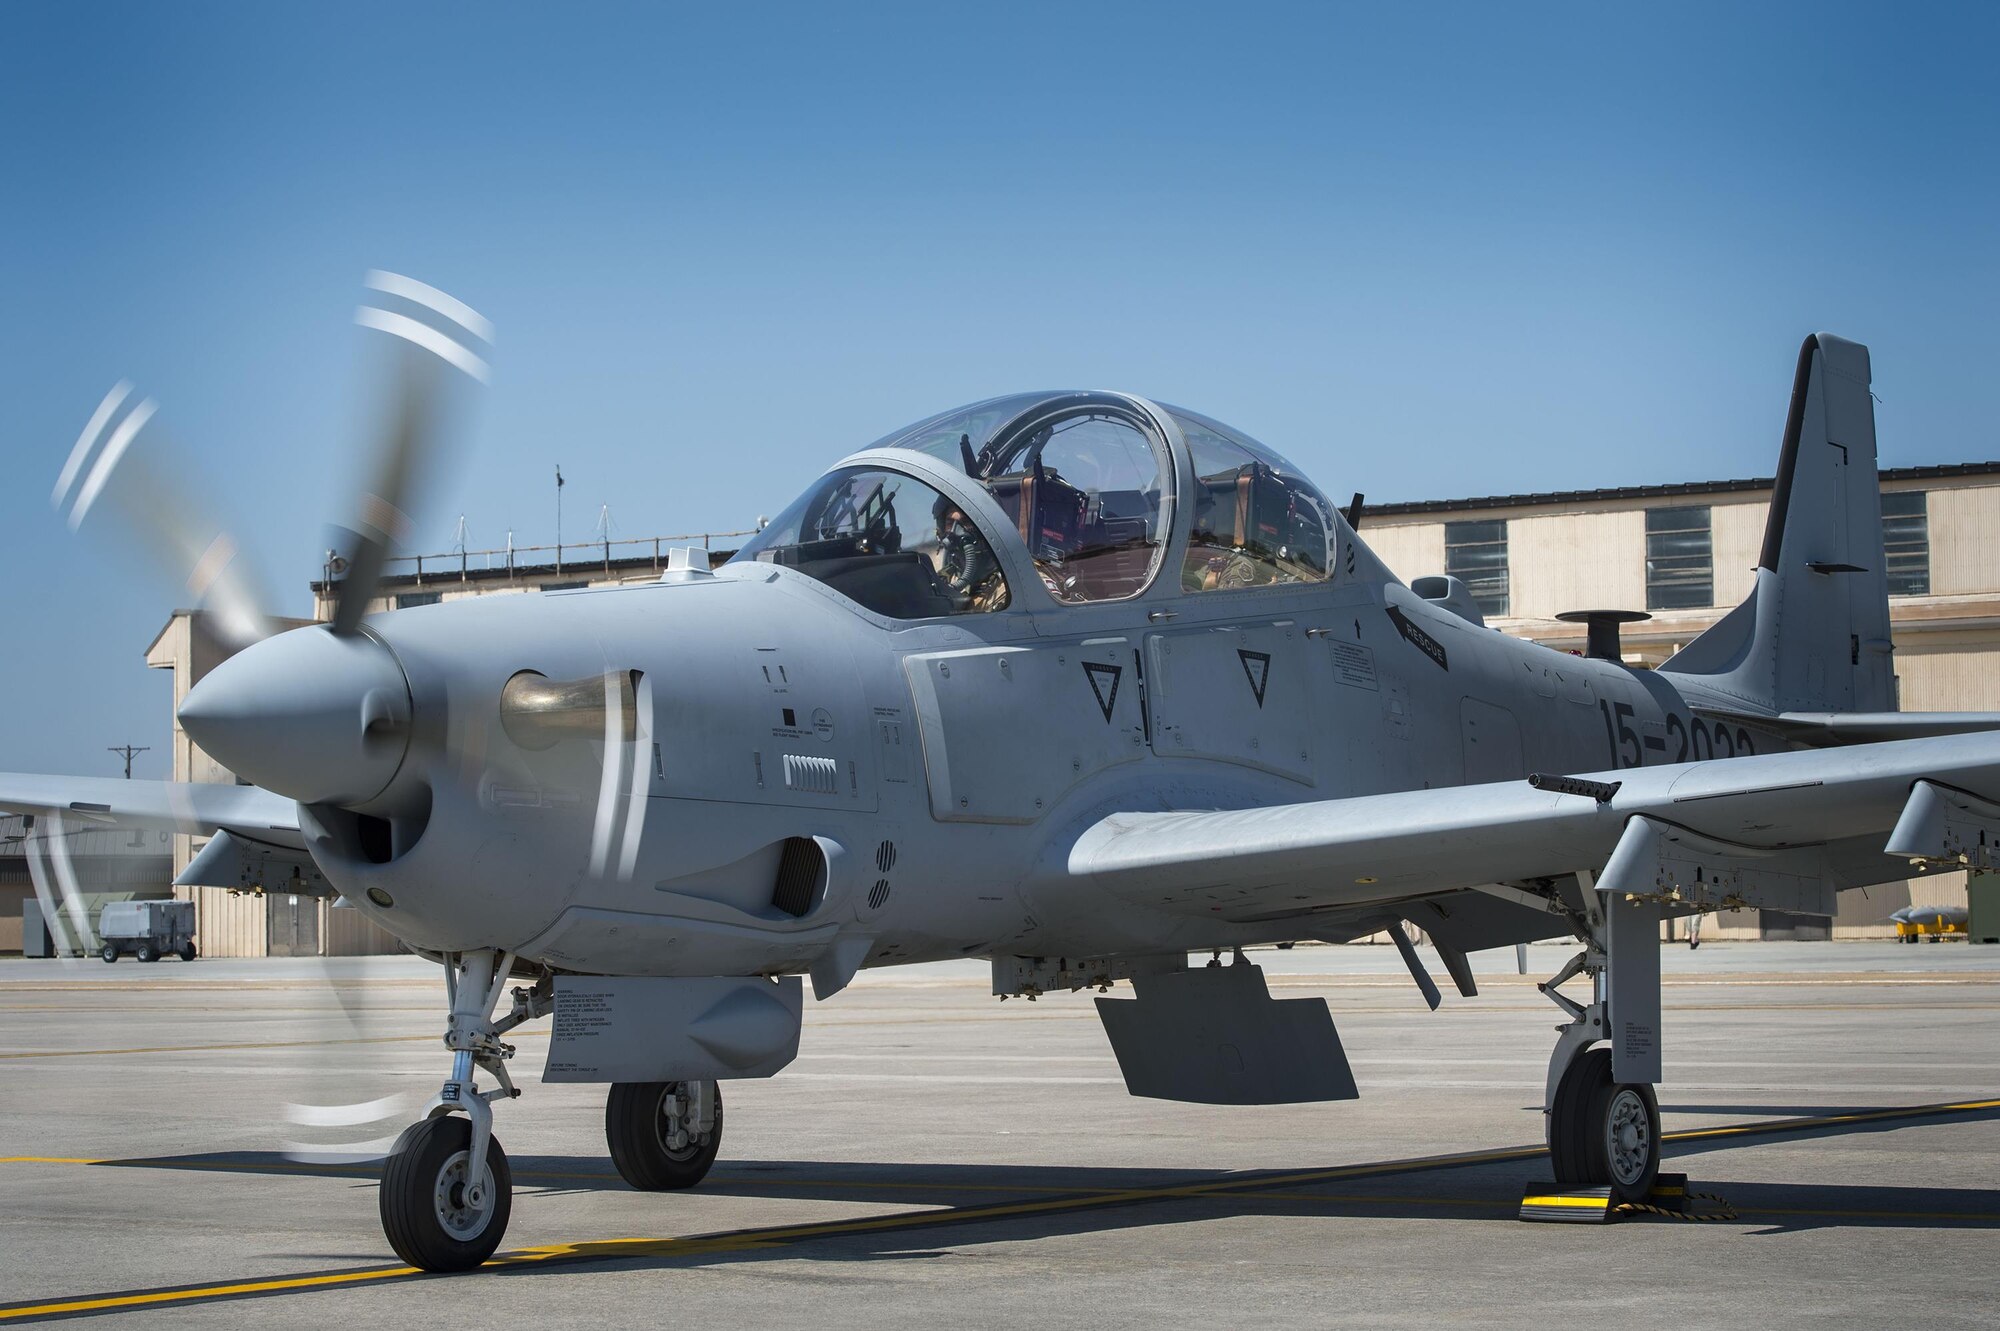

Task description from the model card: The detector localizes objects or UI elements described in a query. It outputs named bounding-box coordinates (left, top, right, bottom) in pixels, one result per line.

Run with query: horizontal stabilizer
left=1711, top=711, right=2000, bottom=746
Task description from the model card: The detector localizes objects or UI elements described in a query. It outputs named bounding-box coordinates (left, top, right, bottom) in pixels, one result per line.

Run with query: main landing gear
left=1538, top=880, right=1663, bottom=1203
left=605, top=1080, right=723, bottom=1190
left=379, top=950, right=551, bottom=1271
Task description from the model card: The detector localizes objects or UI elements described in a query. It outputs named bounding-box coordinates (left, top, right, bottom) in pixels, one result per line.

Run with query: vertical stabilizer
left=1658, top=334, right=1896, bottom=714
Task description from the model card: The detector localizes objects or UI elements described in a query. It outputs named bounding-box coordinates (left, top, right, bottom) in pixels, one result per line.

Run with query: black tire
left=379, top=1116, right=512, bottom=1272
left=605, top=1081, right=723, bottom=1191
left=100, top=943, right=118, bottom=964
left=1547, top=1047, right=1604, bottom=1188
left=178, top=941, right=197, bottom=962
left=1584, top=1076, right=1661, bottom=1203
left=135, top=942, right=157, bottom=964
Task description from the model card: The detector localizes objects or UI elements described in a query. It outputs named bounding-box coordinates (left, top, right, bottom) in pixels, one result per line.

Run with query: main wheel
left=1547, top=1047, right=1601, bottom=1187
left=100, top=943, right=118, bottom=964
left=379, top=1116, right=512, bottom=1272
left=135, top=942, right=157, bottom=964
left=1550, top=1047, right=1660, bottom=1202
left=1585, top=1076, right=1662, bottom=1204
left=177, top=941, right=197, bottom=962
left=605, top=1081, right=723, bottom=1190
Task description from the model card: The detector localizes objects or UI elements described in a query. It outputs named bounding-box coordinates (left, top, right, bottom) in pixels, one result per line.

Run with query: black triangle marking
left=1082, top=661, right=1122, bottom=722
left=1238, top=649, right=1271, bottom=708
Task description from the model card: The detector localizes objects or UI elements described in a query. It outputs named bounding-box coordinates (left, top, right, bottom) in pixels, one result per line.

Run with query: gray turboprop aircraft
left=11, top=275, right=2000, bottom=1271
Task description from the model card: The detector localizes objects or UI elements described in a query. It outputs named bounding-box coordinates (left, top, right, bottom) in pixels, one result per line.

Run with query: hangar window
left=732, top=468, right=1010, bottom=618
left=1169, top=409, right=1334, bottom=592
left=1645, top=505, right=1712, bottom=610
left=1445, top=520, right=1509, bottom=616
left=1881, top=490, right=1929, bottom=596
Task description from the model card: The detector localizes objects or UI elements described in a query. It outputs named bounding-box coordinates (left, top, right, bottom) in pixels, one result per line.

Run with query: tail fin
left=1658, top=333, right=1896, bottom=714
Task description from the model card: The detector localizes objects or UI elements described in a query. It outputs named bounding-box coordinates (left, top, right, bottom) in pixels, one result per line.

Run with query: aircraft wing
left=1065, top=732, right=2000, bottom=928
left=0, top=773, right=303, bottom=848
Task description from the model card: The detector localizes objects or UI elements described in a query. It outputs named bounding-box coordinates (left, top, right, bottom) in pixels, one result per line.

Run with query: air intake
left=771, top=837, right=825, bottom=918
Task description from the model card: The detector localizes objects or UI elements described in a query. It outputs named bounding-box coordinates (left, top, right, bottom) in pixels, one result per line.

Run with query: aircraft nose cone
left=178, top=626, right=412, bottom=806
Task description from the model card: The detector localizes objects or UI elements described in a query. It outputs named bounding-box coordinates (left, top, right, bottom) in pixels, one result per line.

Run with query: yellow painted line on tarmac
left=0, top=1265, right=428, bottom=1321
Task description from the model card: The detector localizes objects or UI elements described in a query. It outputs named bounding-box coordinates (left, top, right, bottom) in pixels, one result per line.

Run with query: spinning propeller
left=49, top=273, right=638, bottom=1160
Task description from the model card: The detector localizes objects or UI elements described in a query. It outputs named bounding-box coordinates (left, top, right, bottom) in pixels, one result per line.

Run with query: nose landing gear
left=380, top=1113, right=514, bottom=1271
left=379, top=949, right=551, bottom=1271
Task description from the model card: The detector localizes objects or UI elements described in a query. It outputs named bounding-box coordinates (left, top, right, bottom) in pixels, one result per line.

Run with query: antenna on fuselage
left=1344, top=492, right=1365, bottom=531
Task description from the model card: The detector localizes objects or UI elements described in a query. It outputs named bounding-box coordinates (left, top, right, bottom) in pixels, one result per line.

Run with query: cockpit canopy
left=731, top=391, right=1338, bottom=620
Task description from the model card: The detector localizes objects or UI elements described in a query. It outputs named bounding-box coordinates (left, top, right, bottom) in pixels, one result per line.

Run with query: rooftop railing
left=316, top=529, right=763, bottom=590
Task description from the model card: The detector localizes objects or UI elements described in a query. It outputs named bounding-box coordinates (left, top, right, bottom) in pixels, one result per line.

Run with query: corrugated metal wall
left=179, top=883, right=266, bottom=958
left=325, top=901, right=403, bottom=955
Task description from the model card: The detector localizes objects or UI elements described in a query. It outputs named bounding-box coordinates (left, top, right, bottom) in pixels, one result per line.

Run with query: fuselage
left=315, top=522, right=1776, bottom=975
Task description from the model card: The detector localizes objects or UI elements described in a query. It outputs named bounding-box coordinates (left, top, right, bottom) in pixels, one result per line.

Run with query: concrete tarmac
left=1, top=941, right=1996, bottom=1328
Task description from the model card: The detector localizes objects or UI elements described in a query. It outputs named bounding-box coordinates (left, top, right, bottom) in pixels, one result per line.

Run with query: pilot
left=932, top=497, right=1009, bottom=613
left=1184, top=487, right=1261, bottom=591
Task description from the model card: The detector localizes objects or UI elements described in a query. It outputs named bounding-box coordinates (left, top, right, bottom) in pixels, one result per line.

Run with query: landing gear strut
left=380, top=950, right=551, bottom=1271
left=1539, top=875, right=1663, bottom=1203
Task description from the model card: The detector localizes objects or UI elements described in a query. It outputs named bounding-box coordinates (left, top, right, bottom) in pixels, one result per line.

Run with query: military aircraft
left=9, top=275, right=2000, bottom=1272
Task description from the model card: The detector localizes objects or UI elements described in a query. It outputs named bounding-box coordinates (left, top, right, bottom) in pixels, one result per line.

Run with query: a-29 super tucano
left=12, top=275, right=2000, bottom=1270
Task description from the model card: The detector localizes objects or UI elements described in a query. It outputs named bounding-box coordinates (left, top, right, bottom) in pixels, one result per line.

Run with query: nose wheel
left=380, top=1115, right=513, bottom=1271
left=379, top=949, right=551, bottom=1272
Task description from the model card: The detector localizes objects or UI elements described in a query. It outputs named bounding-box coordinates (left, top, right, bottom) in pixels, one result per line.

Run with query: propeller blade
left=329, top=273, right=491, bottom=636
left=55, top=384, right=277, bottom=652
left=279, top=953, right=417, bottom=1164
left=21, top=815, right=90, bottom=964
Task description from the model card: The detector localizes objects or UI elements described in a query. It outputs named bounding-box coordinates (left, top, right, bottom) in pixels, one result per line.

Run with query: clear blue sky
left=3, top=2, right=1996, bottom=778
